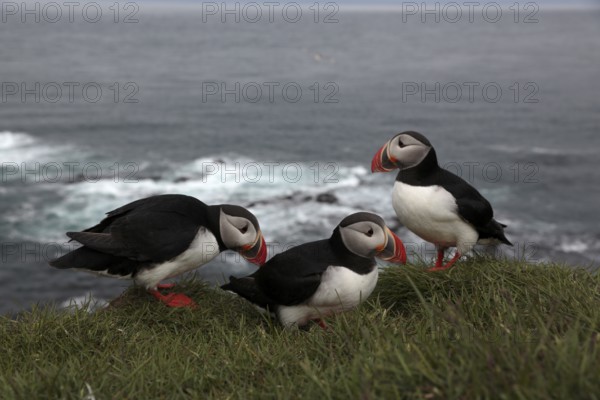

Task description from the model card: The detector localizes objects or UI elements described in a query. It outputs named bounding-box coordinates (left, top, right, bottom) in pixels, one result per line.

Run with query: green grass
left=1, top=259, right=599, bottom=399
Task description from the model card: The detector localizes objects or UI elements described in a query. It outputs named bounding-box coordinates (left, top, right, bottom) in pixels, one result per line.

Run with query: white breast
left=277, top=265, right=378, bottom=328
left=135, top=227, right=221, bottom=289
left=392, top=181, right=478, bottom=253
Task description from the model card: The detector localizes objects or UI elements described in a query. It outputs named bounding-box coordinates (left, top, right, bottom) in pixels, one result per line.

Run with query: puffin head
left=371, top=131, right=433, bottom=173
left=337, top=212, right=406, bottom=264
left=218, top=205, right=267, bottom=266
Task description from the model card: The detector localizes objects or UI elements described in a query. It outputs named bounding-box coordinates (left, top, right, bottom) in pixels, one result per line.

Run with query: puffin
left=50, top=194, right=267, bottom=307
left=371, top=131, right=512, bottom=271
left=221, top=212, right=406, bottom=328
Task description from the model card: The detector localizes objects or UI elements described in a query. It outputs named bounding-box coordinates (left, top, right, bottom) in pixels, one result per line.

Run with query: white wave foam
left=0, top=130, right=75, bottom=166
left=27, top=155, right=385, bottom=244
left=558, top=238, right=590, bottom=254
left=489, top=144, right=592, bottom=156
left=0, top=131, right=36, bottom=150
left=59, top=295, right=108, bottom=312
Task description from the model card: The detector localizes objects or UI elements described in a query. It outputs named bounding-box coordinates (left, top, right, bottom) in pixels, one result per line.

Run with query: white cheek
left=390, top=145, right=403, bottom=160
left=366, top=237, right=377, bottom=252
left=231, top=233, right=245, bottom=248
left=351, top=234, right=373, bottom=257
left=242, top=233, right=253, bottom=247
left=221, top=226, right=239, bottom=248
left=376, top=232, right=385, bottom=247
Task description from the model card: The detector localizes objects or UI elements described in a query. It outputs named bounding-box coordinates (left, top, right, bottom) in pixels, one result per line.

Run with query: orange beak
left=371, top=141, right=398, bottom=173
left=377, top=227, right=407, bottom=264
left=240, top=233, right=267, bottom=266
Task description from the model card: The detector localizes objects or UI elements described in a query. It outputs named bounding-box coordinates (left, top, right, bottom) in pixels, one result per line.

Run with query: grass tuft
left=1, top=259, right=599, bottom=399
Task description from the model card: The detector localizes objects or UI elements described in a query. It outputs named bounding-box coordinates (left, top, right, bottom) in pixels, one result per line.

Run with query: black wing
left=66, top=194, right=208, bottom=263
left=222, top=276, right=276, bottom=310
left=254, top=240, right=337, bottom=306
left=436, top=170, right=511, bottom=244
left=435, top=169, right=494, bottom=230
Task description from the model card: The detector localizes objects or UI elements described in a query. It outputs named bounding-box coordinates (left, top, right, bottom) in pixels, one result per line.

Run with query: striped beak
left=377, top=227, right=407, bottom=264
left=240, top=232, right=267, bottom=266
left=371, top=141, right=399, bottom=173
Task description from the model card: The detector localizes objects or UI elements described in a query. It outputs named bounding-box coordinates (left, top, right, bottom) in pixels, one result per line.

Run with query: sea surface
left=1, top=5, right=599, bottom=315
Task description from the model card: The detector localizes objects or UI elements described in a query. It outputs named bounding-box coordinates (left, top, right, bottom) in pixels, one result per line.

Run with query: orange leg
left=428, top=252, right=461, bottom=272
left=148, top=284, right=197, bottom=308
left=157, top=283, right=176, bottom=290
left=434, top=248, right=445, bottom=269
left=314, top=319, right=329, bottom=330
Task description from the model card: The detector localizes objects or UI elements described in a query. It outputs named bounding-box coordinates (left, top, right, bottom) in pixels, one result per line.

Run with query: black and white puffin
left=371, top=131, right=512, bottom=271
left=50, top=194, right=267, bottom=307
left=221, top=212, right=406, bottom=328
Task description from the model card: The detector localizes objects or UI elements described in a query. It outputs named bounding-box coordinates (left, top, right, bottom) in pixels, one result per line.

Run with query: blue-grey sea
left=1, top=4, right=599, bottom=315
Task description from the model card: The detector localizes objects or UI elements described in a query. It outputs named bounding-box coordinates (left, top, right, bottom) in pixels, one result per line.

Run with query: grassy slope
left=1, top=259, right=599, bottom=400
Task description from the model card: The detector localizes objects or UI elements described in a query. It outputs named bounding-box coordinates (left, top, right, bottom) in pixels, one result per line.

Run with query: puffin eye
left=366, top=228, right=374, bottom=237
left=398, top=139, right=405, bottom=148
left=240, top=224, right=248, bottom=234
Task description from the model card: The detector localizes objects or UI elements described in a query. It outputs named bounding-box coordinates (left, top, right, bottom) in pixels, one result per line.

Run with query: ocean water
left=1, top=5, right=599, bottom=314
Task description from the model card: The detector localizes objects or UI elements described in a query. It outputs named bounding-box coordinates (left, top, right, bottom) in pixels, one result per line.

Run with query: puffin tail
left=221, top=276, right=274, bottom=310
left=496, top=230, right=513, bottom=246
left=49, top=246, right=138, bottom=277
left=489, top=219, right=513, bottom=246
left=50, top=246, right=105, bottom=269
left=477, top=219, right=512, bottom=246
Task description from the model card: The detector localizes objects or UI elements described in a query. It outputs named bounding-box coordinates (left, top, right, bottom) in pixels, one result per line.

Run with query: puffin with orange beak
left=372, top=131, right=512, bottom=271
left=222, top=212, right=406, bottom=329
left=50, top=194, right=267, bottom=308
